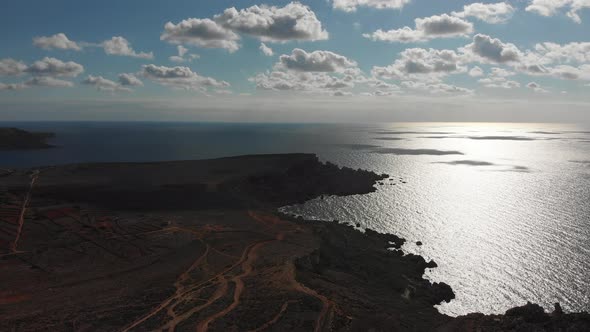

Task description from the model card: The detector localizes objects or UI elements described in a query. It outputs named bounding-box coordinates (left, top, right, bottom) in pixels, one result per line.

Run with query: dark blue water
left=0, top=122, right=356, bottom=168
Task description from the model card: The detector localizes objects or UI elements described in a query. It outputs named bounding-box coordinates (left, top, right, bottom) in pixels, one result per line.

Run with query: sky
left=1, top=0, right=590, bottom=123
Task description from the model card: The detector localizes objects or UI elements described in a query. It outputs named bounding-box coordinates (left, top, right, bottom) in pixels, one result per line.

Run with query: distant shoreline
left=0, top=127, right=55, bottom=150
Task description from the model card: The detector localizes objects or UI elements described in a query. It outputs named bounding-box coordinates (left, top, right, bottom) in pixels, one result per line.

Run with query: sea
left=1, top=121, right=589, bottom=316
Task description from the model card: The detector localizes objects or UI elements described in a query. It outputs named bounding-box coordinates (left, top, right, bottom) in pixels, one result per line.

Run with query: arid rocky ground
left=0, top=154, right=588, bottom=331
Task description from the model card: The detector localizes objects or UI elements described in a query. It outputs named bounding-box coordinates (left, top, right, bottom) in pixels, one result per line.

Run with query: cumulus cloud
left=517, top=62, right=590, bottom=80
left=462, top=34, right=522, bottom=63
left=118, top=73, right=143, bottom=86
left=250, top=70, right=357, bottom=93
left=33, top=34, right=154, bottom=59
left=82, top=75, right=132, bottom=92
left=509, top=41, right=590, bottom=80
left=161, top=18, right=240, bottom=52
left=102, top=37, right=153, bottom=59
left=260, top=43, right=274, bottom=56
left=141, top=64, right=230, bottom=92
left=452, top=2, right=515, bottom=23
left=333, top=90, right=354, bottom=96
left=526, top=0, right=590, bottom=23
left=533, top=42, right=590, bottom=63
left=249, top=52, right=368, bottom=95
left=250, top=71, right=299, bottom=91
left=332, top=0, right=411, bottom=12
left=0, top=82, right=27, bottom=91
left=358, top=48, right=473, bottom=95
left=0, top=76, right=74, bottom=91
left=364, top=27, right=424, bottom=43
left=356, top=80, right=401, bottom=96
left=364, top=14, right=473, bottom=43
left=479, top=77, right=521, bottom=88
left=214, top=2, right=328, bottom=42
left=0, top=58, right=27, bottom=76
left=516, top=63, right=551, bottom=75
left=278, top=49, right=357, bottom=72
left=169, top=45, right=200, bottom=63
left=25, top=57, right=84, bottom=77
left=33, top=33, right=81, bottom=51
left=177, top=45, right=189, bottom=57
left=401, top=81, right=474, bottom=94
left=168, top=56, right=184, bottom=63
left=25, top=76, right=74, bottom=88
left=246, top=46, right=473, bottom=96
left=490, top=67, right=515, bottom=77
left=367, top=32, right=590, bottom=85
left=161, top=3, right=327, bottom=52
left=1, top=57, right=80, bottom=91
left=469, top=66, right=484, bottom=77
left=416, top=14, right=474, bottom=36
left=169, top=46, right=187, bottom=63
left=526, top=0, right=571, bottom=16
left=478, top=68, right=521, bottom=88
left=372, top=48, right=466, bottom=80
left=370, top=79, right=400, bottom=91
left=527, top=81, right=549, bottom=92
left=549, top=64, right=590, bottom=80
left=373, top=90, right=398, bottom=96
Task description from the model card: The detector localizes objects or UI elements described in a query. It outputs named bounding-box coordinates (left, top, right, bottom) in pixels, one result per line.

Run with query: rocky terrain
left=0, top=127, right=55, bottom=150
left=0, top=154, right=588, bottom=331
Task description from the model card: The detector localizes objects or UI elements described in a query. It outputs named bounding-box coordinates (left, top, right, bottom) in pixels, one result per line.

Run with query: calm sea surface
left=1, top=121, right=589, bottom=316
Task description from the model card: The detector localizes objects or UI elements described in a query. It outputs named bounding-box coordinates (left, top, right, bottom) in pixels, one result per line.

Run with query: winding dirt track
left=121, top=223, right=277, bottom=331
left=120, top=211, right=338, bottom=332
left=195, top=239, right=274, bottom=332
left=248, top=300, right=296, bottom=332
left=285, top=261, right=339, bottom=332
left=10, top=170, right=39, bottom=252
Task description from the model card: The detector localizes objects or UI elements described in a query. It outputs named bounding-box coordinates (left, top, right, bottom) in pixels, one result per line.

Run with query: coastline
left=0, top=128, right=55, bottom=150
left=0, top=154, right=588, bottom=331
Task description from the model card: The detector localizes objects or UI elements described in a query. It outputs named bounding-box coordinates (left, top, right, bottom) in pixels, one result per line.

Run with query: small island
left=0, top=154, right=588, bottom=331
left=0, top=127, right=55, bottom=150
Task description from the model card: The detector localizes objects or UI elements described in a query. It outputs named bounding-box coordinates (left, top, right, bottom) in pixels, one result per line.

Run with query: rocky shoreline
left=0, top=154, right=588, bottom=331
left=287, top=215, right=590, bottom=331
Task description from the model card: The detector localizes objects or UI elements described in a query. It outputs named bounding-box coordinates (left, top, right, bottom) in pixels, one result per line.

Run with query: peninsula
left=0, top=154, right=588, bottom=331
left=0, top=127, right=55, bottom=150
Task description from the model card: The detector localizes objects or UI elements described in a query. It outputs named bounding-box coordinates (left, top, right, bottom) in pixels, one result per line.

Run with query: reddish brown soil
left=0, top=155, right=587, bottom=331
